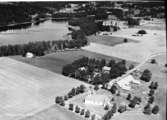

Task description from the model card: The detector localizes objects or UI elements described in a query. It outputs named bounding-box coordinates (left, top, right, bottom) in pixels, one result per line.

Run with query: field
left=0, top=57, right=90, bottom=120
left=0, top=21, right=69, bottom=46
left=87, top=35, right=137, bottom=46
left=21, top=105, right=83, bottom=120
left=82, top=28, right=166, bottom=63
left=11, top=50, right=136, bottom=74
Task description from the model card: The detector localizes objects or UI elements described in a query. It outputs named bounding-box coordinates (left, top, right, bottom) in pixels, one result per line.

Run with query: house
left=84, top=89, right=111, bottom=106
left=102, top=66, right=111, bottom=73
left=25, top=52, right=34, bottom=58
left=117, top=75, right=140, bottom=90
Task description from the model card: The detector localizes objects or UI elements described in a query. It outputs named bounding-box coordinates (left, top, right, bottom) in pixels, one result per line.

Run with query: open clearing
left=82, top=28, right=166, bottom=63
left=87, top=35, right=137, bottom=46
left=11, top=50, right=136, bottom=74
left=0, top=57, right=90, bottom=120
left=21, top=105, right=83, bottom=120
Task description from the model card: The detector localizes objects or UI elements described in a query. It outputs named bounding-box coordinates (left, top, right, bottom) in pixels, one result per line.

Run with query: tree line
left=0, top=31, right=87, bottom=57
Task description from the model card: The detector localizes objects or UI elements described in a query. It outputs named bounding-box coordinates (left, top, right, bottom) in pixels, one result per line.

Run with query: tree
left=110, top=85, right=117, bottom=94
left=118, top=105, right=126, bottom=113
left=124, top=38, right=128, bottom=43
left=104, top=105, right=109, bottom=110
left=129, top=64, right=134, bottom=70
left=137, top=30, right=147, bottom=34
left=64, top=95, right=68, bottom=101
left=148, top=89, right=154, bottom=96
left=79, top=84, right=86, bottom=93
left=91, top=114, right=96, bottom=120
left=112, top=103, right=117, bottom=114
left=152, top=105, right=159, bottom=114
left=143, top=103, right=152, bottom=115
left=148, top=96, right=154, bottom=104
left=75, top=106, right=80, bottom=113
left=94, top=84, right=99, bottom=90
left=55, top=96, right=63, bottom=104
left=127, top=93, right=132, bottom=101
left=80, top=109, right=85, bottom=115
left=140, top=69, right=152, bottom=82
left=60, top=100, right=65, bottom=106
left=154, top=82, right=158, bottom=89
left=69, top=104, right=74, bottom=111
left=150, top=59, right=156, bottom=64
left=85, top=110, right=90, bottom=118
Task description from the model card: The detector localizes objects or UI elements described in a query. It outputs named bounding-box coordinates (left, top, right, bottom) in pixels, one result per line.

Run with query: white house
left=117, top=75, right=140, bottom=91
left=25, top=52, right=34, bottom=58
left=102, top=66, right=111, bottom=73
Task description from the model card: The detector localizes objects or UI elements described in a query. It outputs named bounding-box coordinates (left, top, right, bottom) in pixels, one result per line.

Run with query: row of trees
left=0, top=35, right=87, bottom=57
left=55, top=84, right=86, bottom=105
left=69, top=104, right=96, bottom=120
left=102, top=103, right=117, bottom=120
left=62, top=57, right=128, bottom=85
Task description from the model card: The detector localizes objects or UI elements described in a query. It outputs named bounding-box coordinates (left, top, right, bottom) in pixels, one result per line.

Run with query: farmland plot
left=0, top=57, right=89, bottom=120
left=82, top=28, right=166, bottom=63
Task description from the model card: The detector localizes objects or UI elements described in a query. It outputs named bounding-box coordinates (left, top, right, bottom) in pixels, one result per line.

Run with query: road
left=108, top=51, right=166, bottom=85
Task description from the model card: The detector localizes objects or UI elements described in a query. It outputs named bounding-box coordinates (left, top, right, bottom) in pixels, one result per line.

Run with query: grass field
left=11, top=50, right=135, bottom=74
left=21, top=105, right=84, bottom=120
left=88, top=35, right=138, bottom=46
left=0, top=57, right=90, bottom=120
left=139, top=54, right=166, bottom=120
left=83, top=28, right=166, bottom=63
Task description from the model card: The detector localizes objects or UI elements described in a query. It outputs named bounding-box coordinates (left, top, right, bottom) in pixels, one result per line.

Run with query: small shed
left=25, top=52, right=34, bottom=58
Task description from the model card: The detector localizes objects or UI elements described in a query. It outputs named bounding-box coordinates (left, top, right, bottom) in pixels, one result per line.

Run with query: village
left=0, top=1, right=166, bottom=120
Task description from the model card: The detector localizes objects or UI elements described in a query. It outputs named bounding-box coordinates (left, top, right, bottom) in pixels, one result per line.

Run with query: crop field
left=88, top=35, right=137, bottom=46
left=21, top=105, right=84, bottom=120
left=83, top=28, right=166, bottom=63
left=11, top=50, right=135, bottom=74
left=0, top=57, right=90, bottom=120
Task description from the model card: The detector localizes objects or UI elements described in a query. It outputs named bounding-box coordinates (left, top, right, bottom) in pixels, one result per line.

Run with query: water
left=0, top=20, right=70, bottom=46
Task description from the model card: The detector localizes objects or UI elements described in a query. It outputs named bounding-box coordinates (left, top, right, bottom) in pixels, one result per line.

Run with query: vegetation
left=104, top=105, right=109, bottom=110
left=152, top=105, right=159, bottom=114
left=127, top=93, right=132, bottom=101
left=85, top=110, right=90, bottom=118
left=129, top=96, right=141, bottom=108
left=128, top=18, right=140, bottom=26
left=75, top=106, right=80, bottom=113
left=0, top=35, right=87, bottom=57
left=143, top=103, right=152, bottom=115
left=118, top=105, right=126, bottom=113
left=62, top=57, right=128, bottom=85
left=140, top=69, right=152, bottom=82
left=69, top=17, right=99, bottom=35
left=80, top=109, right=85, bottom=115
left=137, top=30, right=147, bottom=34
left=69, top=104, right=74, bottom=111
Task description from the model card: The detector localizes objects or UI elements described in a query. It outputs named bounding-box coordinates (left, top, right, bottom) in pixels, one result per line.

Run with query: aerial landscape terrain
left=0, top=1, right=166, bottom=120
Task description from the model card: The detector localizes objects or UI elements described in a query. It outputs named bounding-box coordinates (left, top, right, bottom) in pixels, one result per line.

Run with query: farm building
left=117, top=75, right=140, bottom=90
left=102, top=66, right=111, bottom=73
left=84, top=89, right=111, bottom=106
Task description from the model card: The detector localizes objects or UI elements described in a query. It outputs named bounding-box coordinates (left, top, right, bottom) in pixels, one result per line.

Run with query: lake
left=0, top=20, right=70, bottom=46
